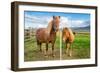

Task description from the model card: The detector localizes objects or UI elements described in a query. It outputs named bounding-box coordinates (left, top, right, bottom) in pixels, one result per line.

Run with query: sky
left=24, top=11, right=90, bottom=29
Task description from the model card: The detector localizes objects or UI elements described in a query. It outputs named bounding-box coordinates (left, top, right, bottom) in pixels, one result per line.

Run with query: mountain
left=71, top=25, right=90, bottom=32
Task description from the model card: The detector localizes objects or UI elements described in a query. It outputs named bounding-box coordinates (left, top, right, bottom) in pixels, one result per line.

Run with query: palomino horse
left=36, top=16, right=60, bottom=57
left=62, top=27, right=75, bottom=56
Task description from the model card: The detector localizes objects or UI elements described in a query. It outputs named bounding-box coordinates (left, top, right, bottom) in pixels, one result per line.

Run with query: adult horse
left=62, top=27, right=75, bottom=57
left=36, top=16, right=60, bottom=57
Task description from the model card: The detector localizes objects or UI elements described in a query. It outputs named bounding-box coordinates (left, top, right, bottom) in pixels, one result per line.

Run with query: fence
left=25, top=27, right=36, bottom=39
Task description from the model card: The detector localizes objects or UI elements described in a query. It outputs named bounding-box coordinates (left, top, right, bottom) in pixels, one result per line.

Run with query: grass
left=24, top=32, right=90, bottom=61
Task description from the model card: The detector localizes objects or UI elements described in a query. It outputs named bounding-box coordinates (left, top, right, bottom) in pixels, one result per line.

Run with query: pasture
left=24, top=31, right=90, bottom=61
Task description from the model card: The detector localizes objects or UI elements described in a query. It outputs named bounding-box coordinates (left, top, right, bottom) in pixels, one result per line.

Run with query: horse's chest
left=48, top=33, right=56, bottom=42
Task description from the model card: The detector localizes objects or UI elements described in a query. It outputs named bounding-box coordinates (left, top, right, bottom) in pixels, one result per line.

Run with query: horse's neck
left=46, top=20, right=53, bottom=35
left=46, top=20, right=57, bottom=38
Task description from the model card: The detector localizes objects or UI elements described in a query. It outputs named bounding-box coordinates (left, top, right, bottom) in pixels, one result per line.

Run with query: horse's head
left=62, top=28, right=69, bottom=42
left=52, top=16, right=60, bottom=32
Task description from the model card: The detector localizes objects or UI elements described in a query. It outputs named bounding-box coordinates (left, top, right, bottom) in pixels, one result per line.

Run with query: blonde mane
left=46, top=20, right=53, bottom=35
left=63, top=27, right=74, bottom=43
left=68, top=28, right=74, bottom=38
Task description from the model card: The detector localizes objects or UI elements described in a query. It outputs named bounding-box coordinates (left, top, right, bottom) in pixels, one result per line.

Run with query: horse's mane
left=47, top=20, right=53, bottom=35
left=63, top=27, right=74, bottom=37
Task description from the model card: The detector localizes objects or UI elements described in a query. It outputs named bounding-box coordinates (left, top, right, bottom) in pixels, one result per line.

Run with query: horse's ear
left=53, top=16, right=60, bottom=19
left=53, top=16, right=55, bottom=19
left=59, top=16, right=60, bottom=18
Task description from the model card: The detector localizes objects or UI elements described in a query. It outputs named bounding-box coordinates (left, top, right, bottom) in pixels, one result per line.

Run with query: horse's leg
left=66, top=43, right=70, bottom=56
left=69, top=43, right=72, bottom=57
left=39, top=43, right=42, bottom=52
left=37, top=40, right=42, bottom=52
left=52, top=43, right=55, bottom=57
left=45, top=43, right=48, bottom=56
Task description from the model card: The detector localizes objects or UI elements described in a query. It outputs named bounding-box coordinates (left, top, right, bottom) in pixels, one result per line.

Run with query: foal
left=62, top=27, right=75, bottom=56
left=36, top=16, right=60, bottom=57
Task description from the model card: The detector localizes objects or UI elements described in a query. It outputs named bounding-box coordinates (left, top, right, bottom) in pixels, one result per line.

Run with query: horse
left=62, top=27, right=75, bottom=57
left=36, top=16, right=60, bottom=57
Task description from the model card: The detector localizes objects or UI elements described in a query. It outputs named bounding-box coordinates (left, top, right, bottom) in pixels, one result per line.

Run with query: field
left=24, top=31, right=90, bottom=61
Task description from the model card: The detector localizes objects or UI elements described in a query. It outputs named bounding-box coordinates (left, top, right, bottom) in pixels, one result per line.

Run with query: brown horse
left=36, top=16, right=60, bottom=57
left=62, top=27, right=75, bottom=57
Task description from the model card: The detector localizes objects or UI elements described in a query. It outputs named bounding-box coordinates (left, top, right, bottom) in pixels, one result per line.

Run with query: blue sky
left=24, top=11, right=90, bottom=29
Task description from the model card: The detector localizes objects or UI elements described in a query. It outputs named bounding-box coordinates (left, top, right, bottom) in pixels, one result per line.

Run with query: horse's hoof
left=44, top=53, right=48, bottom=57
left=44, top=55, right=48, bottom=58
left=52, top=54, right=55, bottom=57
left=69, top=53, right=72, bottom=57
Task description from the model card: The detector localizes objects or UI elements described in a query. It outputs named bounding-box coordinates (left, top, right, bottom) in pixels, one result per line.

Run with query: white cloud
left=25, top=15, right=90, bottom=29
left=71, top=20, right=90, bottom=27
left=71, top=20, right=84, bottom=27
left=25, top=14, right=52, bottom=29
left=60, top=16, right=90, bottom=28
left=60, top=16, right=69, bottom=28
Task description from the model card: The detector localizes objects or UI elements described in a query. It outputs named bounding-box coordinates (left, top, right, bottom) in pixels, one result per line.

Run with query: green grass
left=24, top=32, right=90, bottom=61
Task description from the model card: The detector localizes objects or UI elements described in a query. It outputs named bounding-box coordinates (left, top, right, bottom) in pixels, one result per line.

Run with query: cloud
left=60, top=16, right=90, bottom=28
left=25, top=14, right=52, bottom=29
left=71, top=20, right=90, bottom=27
left=24, top=14, right=90, bottom=29
left=71, top=20, right=85, bottom=27
left=60, top=17, right=69, bottom=28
